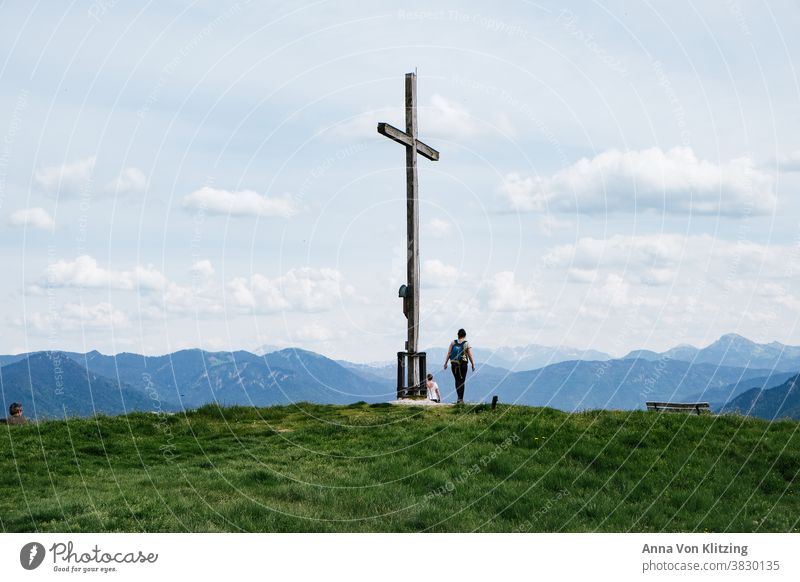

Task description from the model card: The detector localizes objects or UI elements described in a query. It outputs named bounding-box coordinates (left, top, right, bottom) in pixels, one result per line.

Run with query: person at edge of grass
left=1, top=402, right=27, bottom=426
left=443, top=329, right=475, bottom=404
left=426, top=374, right=441, bottom=403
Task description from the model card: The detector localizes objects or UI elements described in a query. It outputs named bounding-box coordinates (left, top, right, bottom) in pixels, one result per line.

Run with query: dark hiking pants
left=451, top=361, right=468, bottom=401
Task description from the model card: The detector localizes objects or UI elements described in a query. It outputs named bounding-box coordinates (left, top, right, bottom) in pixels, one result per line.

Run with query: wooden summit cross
left=377, top=72, right=440, bottom=396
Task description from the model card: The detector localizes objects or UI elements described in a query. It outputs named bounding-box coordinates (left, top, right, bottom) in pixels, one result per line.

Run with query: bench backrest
left=646, top=402, right=711, bottom=415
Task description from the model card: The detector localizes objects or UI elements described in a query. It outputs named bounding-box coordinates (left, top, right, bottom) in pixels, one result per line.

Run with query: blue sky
left=2, top=0, right=800, bottom=360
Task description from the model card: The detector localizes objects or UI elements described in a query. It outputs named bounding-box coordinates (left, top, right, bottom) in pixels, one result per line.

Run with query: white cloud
left=329, top=94, right=511, bottom=141
left=428, top=94, right=516, bottom=138
left=537, top=214, right=573, bottom=236
left=576, top=274, right=639, bottom=318
left=423, top=259, right=459, bottom=288
left=35, top=157, right=95, bottom=196
left=536, top=233, right=800, bottom=335
left=228, top=277, right=257, bottom=309
left=183, top=186, right=299, bottom=218
left=43, top=255, right=168, bottom=291
left=545, top=234, right=688, bottom=271
left=8, top=207, right=55, bottom=230
left=293, top=324, right=335, bottom=342
left=228, top=267, right=352, bottom=312
left=763, top=284, right=800, bottom=311
left=594, top=274, right=629, bottom=307
left=544, top=234, right=782, bottom=286
left=190, top=260, right=215, bottom=278
left=500, top=147, right=775, bottom=216
left=424, top=218, right=453, bottom=238
left=776, top=150, right=800, bottom=172
left=567, top=268, right=597, bottom=283
left=107, top=167, right=147, bottom=194
left=38, top=256, right=224, bottom=317
left=640, top=267, right=675, bottom=286
left=159, top=282, right=223, bottom=316
left=25, top=302, right=129, bottom=331
left=478, top=271, right=538, bottom=312
left=426, top=94, right=484, bottom=139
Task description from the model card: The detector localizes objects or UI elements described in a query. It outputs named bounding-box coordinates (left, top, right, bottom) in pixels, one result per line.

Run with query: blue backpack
left=449, top=340, right=467, bottom=364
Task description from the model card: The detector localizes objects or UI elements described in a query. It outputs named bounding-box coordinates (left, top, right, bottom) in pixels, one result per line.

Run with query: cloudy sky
left=2, top=0, right=800, bottom=360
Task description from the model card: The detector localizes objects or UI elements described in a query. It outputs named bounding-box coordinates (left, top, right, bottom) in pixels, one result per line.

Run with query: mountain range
left=2, top=334, right=799, bottom=420
left=72, top=347, right=390, bottom=408
left=0, top=352, right=154, bottom=418
left=623, top=333, right=800, bottom=372
left=338, top=344, right=614, bottom=377
left=1, top=348, right=390, bottom=420
left=721, top=374, right=800, bottom=420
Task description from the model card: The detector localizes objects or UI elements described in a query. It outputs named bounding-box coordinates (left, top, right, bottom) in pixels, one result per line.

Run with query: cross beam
left=377, top=72, right=440, bottom=393
left=377, top=123, right=440, bottom=161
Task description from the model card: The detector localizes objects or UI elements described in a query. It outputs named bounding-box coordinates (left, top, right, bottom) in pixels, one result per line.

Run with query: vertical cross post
left=378, top=72, right=440, bottom=396
left=405, top=73, right=420, bottom=388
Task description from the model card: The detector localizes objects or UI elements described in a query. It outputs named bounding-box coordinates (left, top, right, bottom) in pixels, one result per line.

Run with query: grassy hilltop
left=1, top=403, right=799, bottom=532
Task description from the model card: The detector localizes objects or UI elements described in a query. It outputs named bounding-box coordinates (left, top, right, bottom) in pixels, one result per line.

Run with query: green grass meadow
left=1, top=403, right=799, bottom=532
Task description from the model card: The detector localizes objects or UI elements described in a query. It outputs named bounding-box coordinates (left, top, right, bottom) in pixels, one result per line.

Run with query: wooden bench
left=646, top=401, right=711, bottom=415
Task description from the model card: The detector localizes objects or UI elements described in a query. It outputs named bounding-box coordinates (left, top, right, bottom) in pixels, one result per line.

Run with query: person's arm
left=467, top=346, right=475, bottom=371
left=444, top=342, right=453, bottom=369
left=434, top=384, right=441, bottom=401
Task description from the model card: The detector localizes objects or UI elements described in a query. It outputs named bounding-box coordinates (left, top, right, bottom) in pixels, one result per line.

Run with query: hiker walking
left=444, top=329, right=475, bottom=404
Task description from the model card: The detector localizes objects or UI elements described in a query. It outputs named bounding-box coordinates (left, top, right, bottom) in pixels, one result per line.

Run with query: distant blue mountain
left=422, top=344, right=612, bottom=372
left=0, top=354, right=27, bottom=367
left=341, top=342, right=613, bottom=380
left=624, top=334, right=800, bottom=372
left=721, top=375, right=800, bottom=420
left=686, top=371, right=798, bottom=412
left=2, top=333, right=799, bottom=419
left=69, top=348, right=391, bottom=410
left=0, top=348, right=390, bottom=419
left=0, top=352, right=154, bottom=419
left=476, top=358, right=781, bottom=412
left=345, top=353, right=784, bottom=411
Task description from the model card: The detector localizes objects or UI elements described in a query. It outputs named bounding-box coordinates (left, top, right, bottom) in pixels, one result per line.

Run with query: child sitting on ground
left=426, top=374, right=441, bottom=403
